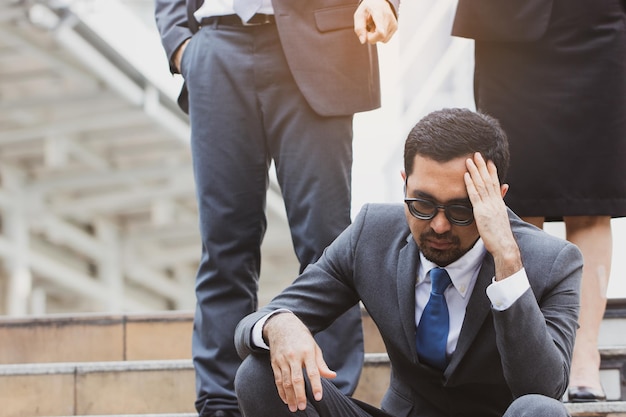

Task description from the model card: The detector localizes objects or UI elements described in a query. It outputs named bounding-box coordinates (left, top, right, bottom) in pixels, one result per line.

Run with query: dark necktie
left=416, top=267, right=452, bottom=370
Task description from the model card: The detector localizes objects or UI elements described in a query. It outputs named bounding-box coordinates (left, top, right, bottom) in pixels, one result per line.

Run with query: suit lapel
left=445, top=253, right=494, bottom=374
left=397, top=236, right=420, bottom=358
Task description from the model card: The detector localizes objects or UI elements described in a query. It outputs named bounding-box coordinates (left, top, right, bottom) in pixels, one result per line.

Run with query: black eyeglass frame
left=403, top=179, right=475, bottom=226
left=403, top=198, right=475, bottom=226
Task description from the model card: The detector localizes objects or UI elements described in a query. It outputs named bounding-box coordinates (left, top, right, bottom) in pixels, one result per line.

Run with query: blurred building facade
left=0, top=0, right=495, bottom=316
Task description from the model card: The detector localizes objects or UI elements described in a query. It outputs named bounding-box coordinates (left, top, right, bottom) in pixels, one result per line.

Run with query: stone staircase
left=2, top=302, right=626, bottom=417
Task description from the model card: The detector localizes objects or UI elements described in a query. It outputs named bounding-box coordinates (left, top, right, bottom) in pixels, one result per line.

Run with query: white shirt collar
left=418, top=238, right=487, bottom=298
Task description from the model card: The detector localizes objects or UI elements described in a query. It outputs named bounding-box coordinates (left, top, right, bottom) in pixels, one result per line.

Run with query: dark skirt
left=474, top=0, right=626, bottom=220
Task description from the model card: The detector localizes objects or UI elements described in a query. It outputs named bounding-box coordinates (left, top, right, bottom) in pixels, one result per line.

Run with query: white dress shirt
left=252, top=238, right=530, bottom=350
left=416, top=238, right=529, bottom=356
left=194, top=0, right=274, bottom=20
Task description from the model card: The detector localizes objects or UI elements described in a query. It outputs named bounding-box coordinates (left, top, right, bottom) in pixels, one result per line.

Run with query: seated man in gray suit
left=234, top=108, right=582, bottom=417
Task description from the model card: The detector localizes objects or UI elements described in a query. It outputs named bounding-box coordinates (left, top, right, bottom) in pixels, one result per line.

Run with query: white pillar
left=94, top=217, right=124, bottom=311
left=31, top=287, right=47, bottom=315
left=2, top=166, right=33, bottom=316
left=172, top=264, right=196, bottom=310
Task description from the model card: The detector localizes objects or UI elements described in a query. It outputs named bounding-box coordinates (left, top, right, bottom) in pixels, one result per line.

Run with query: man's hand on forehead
left=464, top=153, right=522, bottom=280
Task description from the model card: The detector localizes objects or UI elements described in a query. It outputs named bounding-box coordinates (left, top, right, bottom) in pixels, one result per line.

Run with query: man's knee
left=504, top=394, right=569, bottom=417
left=235, top=354, right=277, bottom=405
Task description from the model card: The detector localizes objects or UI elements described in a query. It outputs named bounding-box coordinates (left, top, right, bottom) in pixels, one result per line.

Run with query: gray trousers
left=180, top=18, right=364, bottom=417
left=235, top=354, right=571, bottom=417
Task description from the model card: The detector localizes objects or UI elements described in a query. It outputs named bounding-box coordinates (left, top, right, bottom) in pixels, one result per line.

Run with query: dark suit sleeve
left=493, top=241, right=582, bottom=399
left=155, top=0, right=193, bottom=74
left=235, top=204, right=369, bottom=360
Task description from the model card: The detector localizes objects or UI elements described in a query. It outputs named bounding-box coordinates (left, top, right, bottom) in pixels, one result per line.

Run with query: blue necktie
left=416, top=267, right=452, bottom=370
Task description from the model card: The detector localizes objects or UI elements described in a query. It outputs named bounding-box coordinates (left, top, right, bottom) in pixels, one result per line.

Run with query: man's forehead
left=407, top=155, right=469, bottom=199
left=410, top=154, right=470, bottom=174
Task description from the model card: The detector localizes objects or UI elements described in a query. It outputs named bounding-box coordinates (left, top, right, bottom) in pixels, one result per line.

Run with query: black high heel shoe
left=568, top=386, right=607, bottom=402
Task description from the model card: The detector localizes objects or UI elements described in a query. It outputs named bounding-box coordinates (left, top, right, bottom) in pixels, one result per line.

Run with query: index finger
left=466, top=153, right=498, bottom=192
left=369, top=8, right=389, bottom=38
left=373, top=3, right=398, bottom=41
left=353, top=4, right=369, bottom=43
left=463, top=153, right=480, bottom=192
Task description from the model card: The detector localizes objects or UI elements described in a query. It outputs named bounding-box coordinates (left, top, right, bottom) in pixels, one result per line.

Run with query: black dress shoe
left=568, top=386, right=607, bottom=402
left=207, top=411, right=241, bottom=417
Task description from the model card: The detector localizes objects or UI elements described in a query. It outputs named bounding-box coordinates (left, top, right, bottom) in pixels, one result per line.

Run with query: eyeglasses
left=404, top=197, right=474, bottom=226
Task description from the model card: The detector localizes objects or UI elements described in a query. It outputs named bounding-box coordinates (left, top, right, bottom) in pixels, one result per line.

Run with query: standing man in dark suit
left=154, top=1, right=398, bottom=417
left=234, top=108, right=582, bottom=417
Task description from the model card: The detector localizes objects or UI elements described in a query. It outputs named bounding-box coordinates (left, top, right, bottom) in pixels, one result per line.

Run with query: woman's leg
left=565, top=216, right=612, bottom=395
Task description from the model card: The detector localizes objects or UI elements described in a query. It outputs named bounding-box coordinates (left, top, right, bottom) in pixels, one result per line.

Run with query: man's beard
left=418, top=229, right=468, bottom=267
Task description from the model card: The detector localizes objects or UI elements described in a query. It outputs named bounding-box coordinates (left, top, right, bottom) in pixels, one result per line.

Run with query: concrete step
left=2, top=299, right=626, bottom=365
left=0, top=356, right=387, bottom=416
left=2, top=351, right=626, bottom=417
left=2, top=300, right=626, bottom=416
left=56, top=415, right=197, bottom=417
left=53, top=415, right=197, bottom=417
left=566, top=401, right=626, bottom=416
left=358, top=350, right=626, bottom=406
left=0, top=311, right=194, bottom=364
left=0, top=308, right=386, bottom=364
left=29, top=405, right=626, bottom=417
left=41, top=405, right=626, bottom=417
left=0, top=360, right=196, bottom=417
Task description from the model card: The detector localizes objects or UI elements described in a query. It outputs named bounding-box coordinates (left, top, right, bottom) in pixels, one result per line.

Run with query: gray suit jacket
left=155, top=0, right=399, bottom=115
left=235, top=203, right=582, bottom=417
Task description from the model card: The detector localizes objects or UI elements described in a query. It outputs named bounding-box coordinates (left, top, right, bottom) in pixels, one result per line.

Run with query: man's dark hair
left=404, top=108, right=510, bottom=182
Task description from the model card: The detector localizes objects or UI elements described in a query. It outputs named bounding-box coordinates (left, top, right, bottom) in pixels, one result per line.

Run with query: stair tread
left=1, top=305, right=626, bottom=415
left=4, top=346, right=626, bottom=371
left=39, top=402, right=626, bottom=417
left=566, top=400, right=626, bottom=414
left=51, top=415, right=197, bottom=417
left=2, top=306, right=626, bottom=365
left=0, top=359, right=193, bottom=375
left=50, top=415, right=198, bottom=417
left=1, top=358, right=624, bottom=415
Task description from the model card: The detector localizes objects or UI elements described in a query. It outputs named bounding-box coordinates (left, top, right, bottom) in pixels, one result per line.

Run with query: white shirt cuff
left=252, top=308, right=292, bottom=349
left=486, top=268, right=530, bottom=311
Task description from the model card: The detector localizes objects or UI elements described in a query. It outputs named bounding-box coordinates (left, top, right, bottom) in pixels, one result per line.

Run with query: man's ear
left=501, top=183, right=509, bottom=198
left=401, top=170, right=406, bottom=181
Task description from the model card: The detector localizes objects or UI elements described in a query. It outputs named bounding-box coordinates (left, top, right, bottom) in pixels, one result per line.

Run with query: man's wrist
left=493, top=247, right=523, bottom=281
left=262, top=311, right=293, bottom=345
left=252, top=309, right=292, bottom=349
